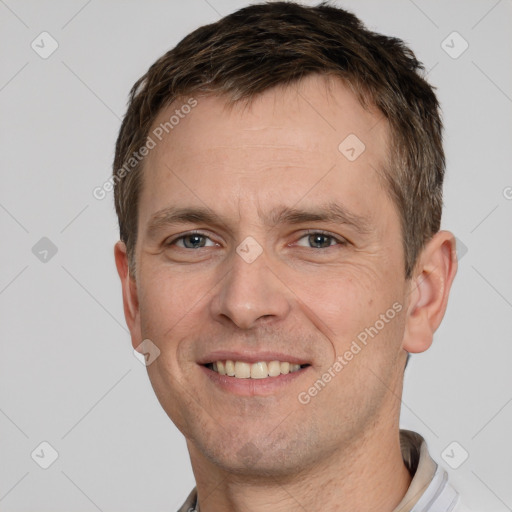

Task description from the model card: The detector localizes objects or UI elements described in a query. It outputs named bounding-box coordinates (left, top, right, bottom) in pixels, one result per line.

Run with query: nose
left=210, top=248, right=291, bottom=330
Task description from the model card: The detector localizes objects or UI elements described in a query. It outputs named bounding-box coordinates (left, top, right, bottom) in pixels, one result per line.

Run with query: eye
left=295, top=231, right=345, bottom=249
left=168, top=232, right=217, bottom=249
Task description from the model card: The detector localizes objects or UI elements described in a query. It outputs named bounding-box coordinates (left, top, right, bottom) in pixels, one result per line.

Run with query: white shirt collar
left=393, top=430, right=462, bottom=512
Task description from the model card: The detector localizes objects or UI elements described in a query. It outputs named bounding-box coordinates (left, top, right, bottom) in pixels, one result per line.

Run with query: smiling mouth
left=204, top=360, right=310, bottom=379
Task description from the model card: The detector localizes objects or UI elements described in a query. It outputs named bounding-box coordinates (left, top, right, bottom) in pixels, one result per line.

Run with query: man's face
left=128, top=75, right=411, bottom=475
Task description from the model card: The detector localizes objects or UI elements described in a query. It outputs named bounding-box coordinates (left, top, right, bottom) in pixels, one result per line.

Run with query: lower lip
left=200, top=365, right=310, bottom=396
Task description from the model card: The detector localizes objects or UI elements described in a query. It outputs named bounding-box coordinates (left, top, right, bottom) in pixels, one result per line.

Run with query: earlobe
left=114, top=241, right=142, bottom=347
left=402, top=231, right=458, bottom=354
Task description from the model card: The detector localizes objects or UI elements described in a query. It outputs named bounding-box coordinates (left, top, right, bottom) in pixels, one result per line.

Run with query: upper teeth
left=211, top=360, right=303, bottom=379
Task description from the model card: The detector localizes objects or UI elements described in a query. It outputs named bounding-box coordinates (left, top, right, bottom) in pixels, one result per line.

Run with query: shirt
left=177, top=429, right=470, bottom=512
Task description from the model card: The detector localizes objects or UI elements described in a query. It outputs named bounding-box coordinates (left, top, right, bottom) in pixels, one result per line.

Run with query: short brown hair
left=113, top=1, right=444, bottom=279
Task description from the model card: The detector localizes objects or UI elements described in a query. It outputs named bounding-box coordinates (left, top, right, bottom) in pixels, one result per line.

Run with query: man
left=113, top=2, right=465, bottom=510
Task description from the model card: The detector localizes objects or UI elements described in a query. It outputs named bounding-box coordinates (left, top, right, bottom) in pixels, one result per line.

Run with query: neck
left=188, top=419, right=411, bottom=512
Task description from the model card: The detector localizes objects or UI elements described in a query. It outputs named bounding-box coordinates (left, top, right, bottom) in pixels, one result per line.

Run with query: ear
left=402, top=230, right=458, bottom=354
left=114, top=241, right=142, bottom=349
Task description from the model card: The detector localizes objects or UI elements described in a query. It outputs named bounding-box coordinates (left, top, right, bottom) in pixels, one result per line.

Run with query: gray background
left=1, top=0, right=511, bottom=510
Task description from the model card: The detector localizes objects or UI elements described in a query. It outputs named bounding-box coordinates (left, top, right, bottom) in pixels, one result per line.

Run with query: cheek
left=138, top=270, right=210, bottom=429
left=138, top=265, right=212, bottom=338
left=297, top=274, right=365, bottom=333
left=137, top=285, right=196, bottom=398
left=290, top=265, right=403, bottom=353
left=137, top=265, right=223, bottom=386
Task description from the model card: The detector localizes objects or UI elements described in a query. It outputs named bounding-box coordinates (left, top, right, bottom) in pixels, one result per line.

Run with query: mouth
left=204, top=360, right=311, bottom=379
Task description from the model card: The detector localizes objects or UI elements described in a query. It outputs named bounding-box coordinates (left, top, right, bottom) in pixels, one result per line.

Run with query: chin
left=191, top=425, right=322, bottom=478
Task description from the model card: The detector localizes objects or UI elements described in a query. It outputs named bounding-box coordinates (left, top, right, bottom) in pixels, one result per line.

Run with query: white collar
left=393, top=430, right=461, bottom=512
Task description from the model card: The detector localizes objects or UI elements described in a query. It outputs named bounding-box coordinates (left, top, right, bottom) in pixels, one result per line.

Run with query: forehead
left=153, top=76, right=386, bottom=158
left=140, top=74, right=391, bottom=223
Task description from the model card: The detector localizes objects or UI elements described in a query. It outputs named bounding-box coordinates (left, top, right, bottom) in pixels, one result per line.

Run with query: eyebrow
left=145, top=202, right=372, bottom=239
left=145, top=207, right=227, bottom=240
left=266, top=202, right=373, bottom=234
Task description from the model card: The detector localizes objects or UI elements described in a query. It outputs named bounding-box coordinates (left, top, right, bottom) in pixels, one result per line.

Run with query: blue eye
left=296, top=232, right=343, bottom=249
left=170, top=233, right=216, bottom=249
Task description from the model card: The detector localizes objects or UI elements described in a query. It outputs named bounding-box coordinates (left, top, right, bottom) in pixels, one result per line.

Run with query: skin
left=115, top=74, right=457, bottom=512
